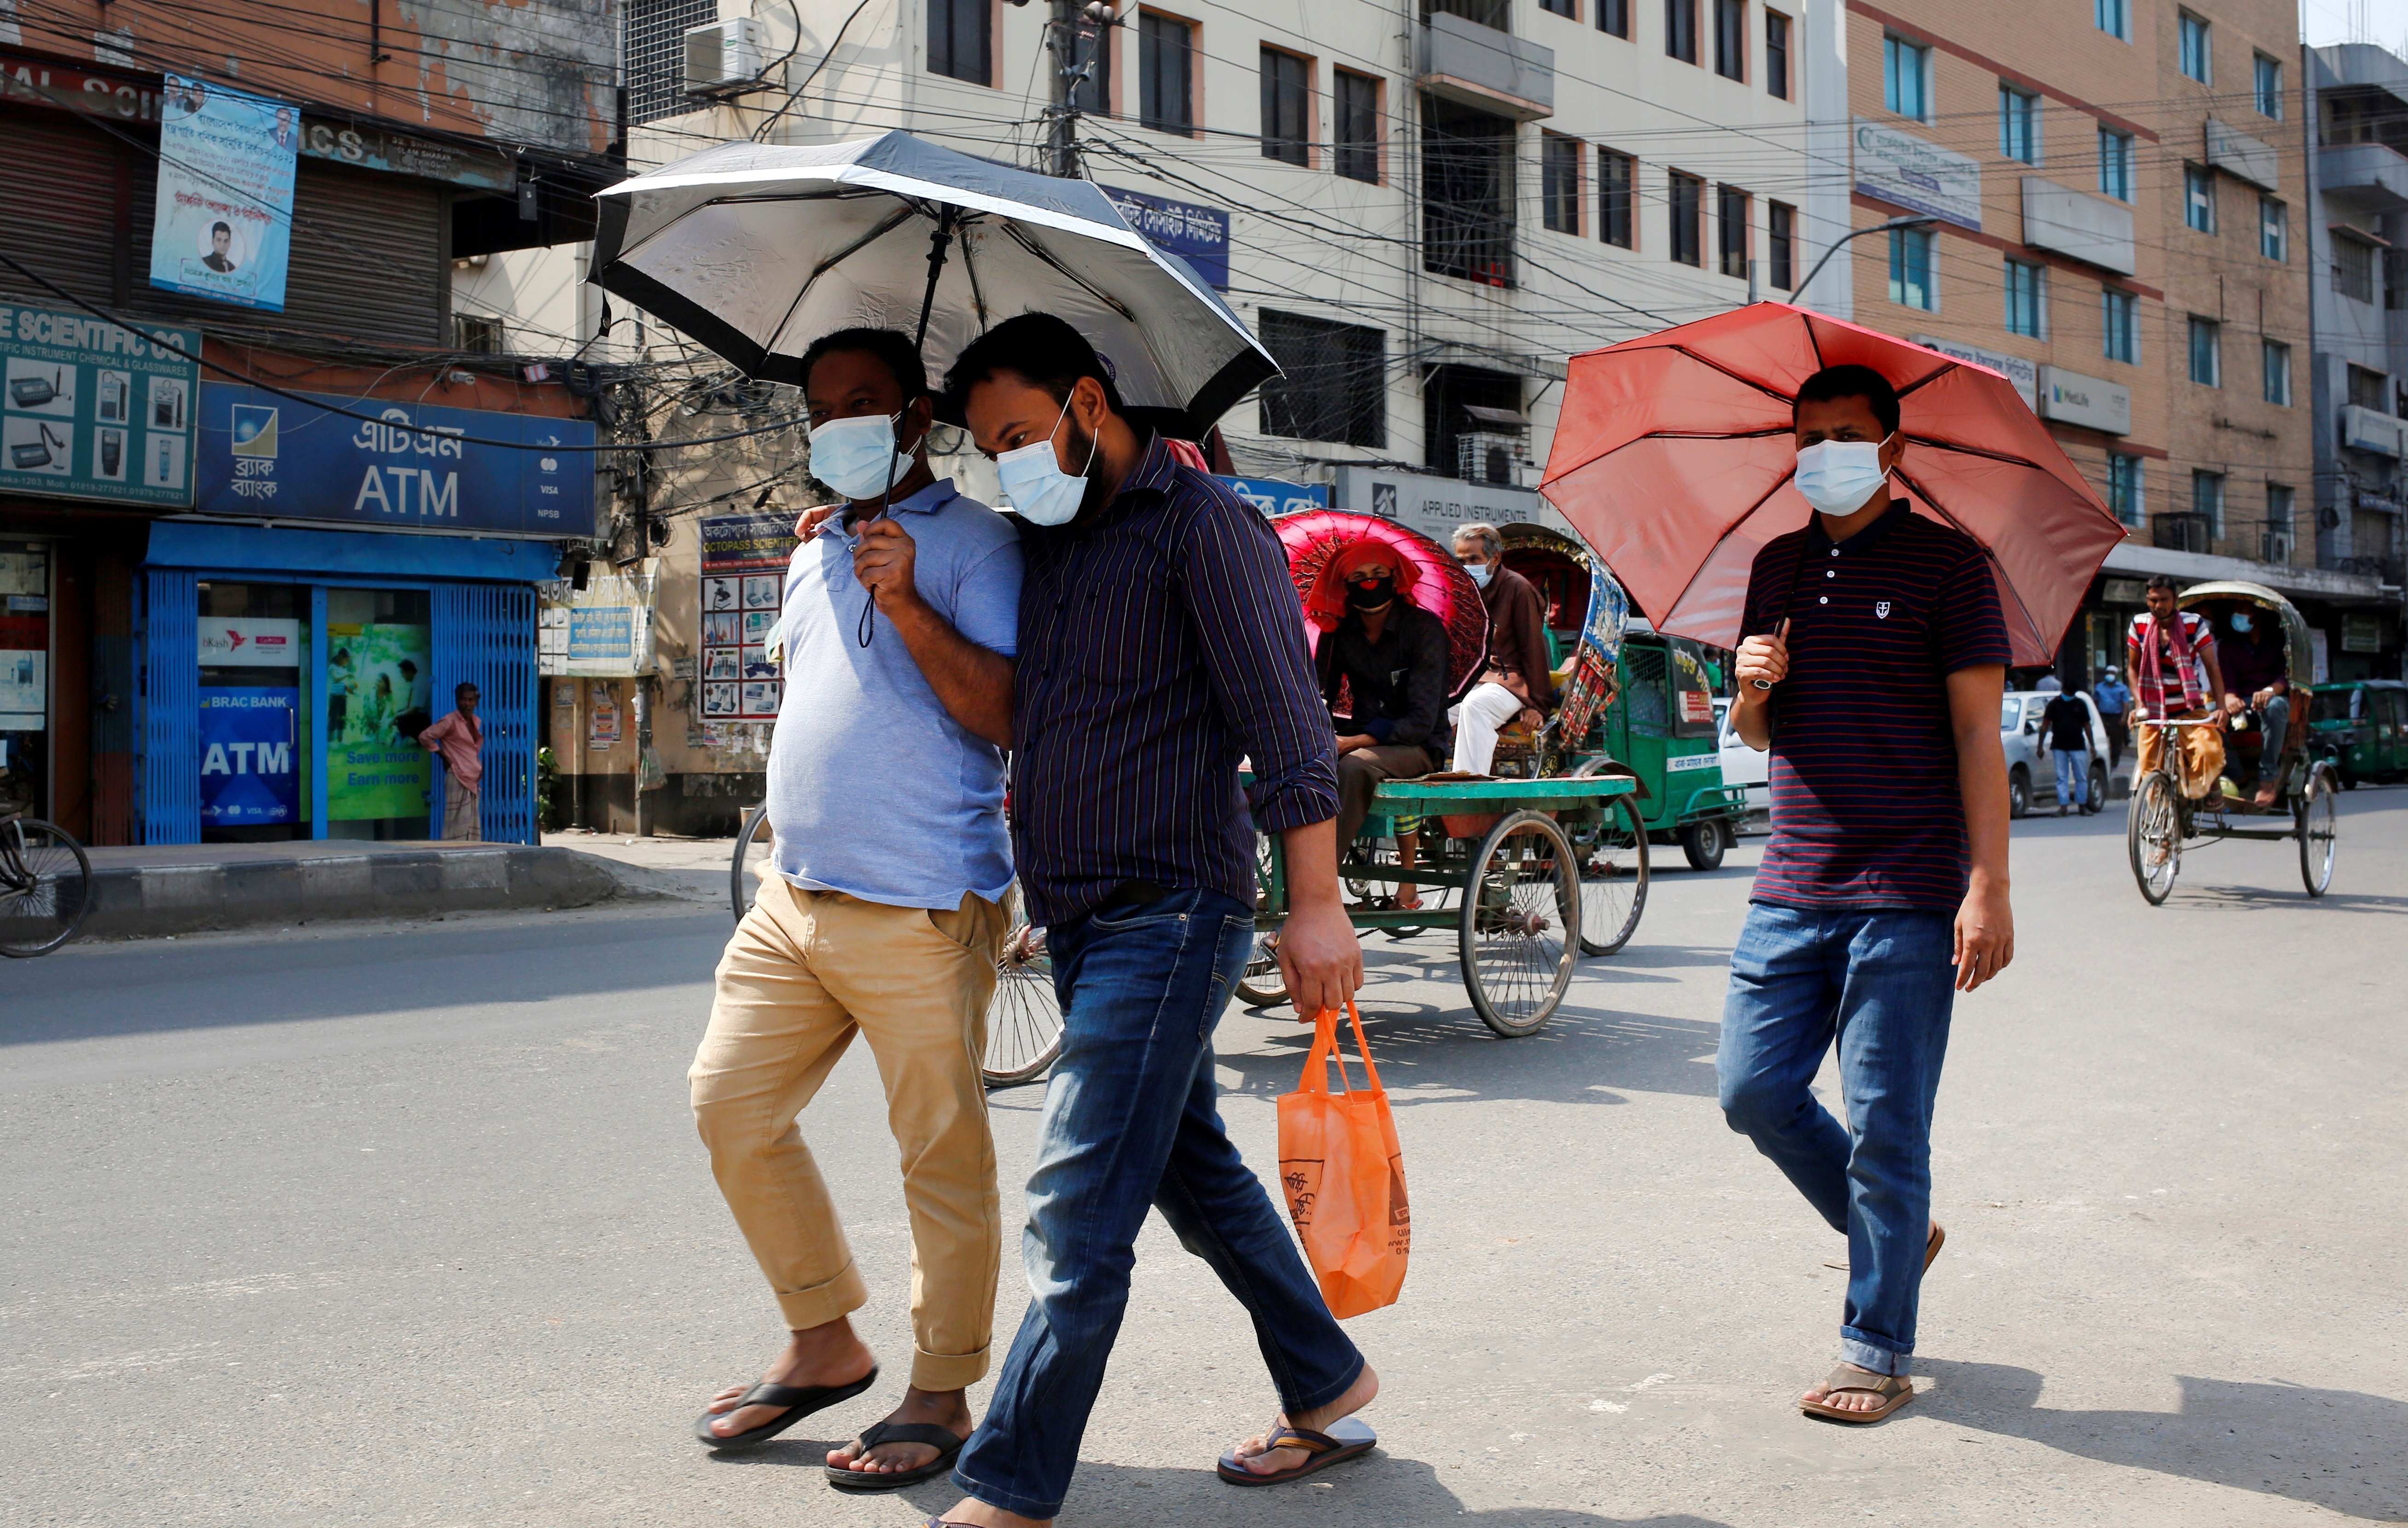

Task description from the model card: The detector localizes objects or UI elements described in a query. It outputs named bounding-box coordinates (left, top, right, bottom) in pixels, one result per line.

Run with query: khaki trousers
left=689, top=873, right=1004, bottom=1391
left=2135, top=710, right=2226, bottom=800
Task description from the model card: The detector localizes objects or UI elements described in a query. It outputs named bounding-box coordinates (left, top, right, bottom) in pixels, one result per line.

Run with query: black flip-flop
left=1216, top=1416, right=1376, bottom=1486
left=825, top=1419, right=967, bottom=1492
left=693, top=1366, right=878, bottom=1449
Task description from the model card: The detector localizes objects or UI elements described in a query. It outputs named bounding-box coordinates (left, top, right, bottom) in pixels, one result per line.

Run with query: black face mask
left=1346, top=575, right=1396, bottom=611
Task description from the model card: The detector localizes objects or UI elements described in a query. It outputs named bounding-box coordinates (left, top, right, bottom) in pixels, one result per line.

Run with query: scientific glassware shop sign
left=149, top=75, right=300, bottom=311
left=0, top=302, right=199, bottom=508
left=194, top=382, right=598, bottom=537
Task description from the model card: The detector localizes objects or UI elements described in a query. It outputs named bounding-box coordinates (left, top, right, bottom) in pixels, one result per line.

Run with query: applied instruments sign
left=0, top=301, right=199, bottom=507
left=1852, top=119, right=1982, bottom=232
left=149, top=74, right=300, bottom=311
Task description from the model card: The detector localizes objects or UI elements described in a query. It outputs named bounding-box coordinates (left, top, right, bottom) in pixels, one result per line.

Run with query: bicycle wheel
left=729, top=804, right=774, bottom=924
left=1458, top=810, right=1580, bottom=1038
left=2127, top=771, right=2181, bottom=906
left=0, top=818, right=94, bottom=958
left=2297, top=764, right=2337, bottom=898
left=1236, top=832, right=1289, bottom=1007
left=984, top=884, right=1063, bottom=1086
left=1568, top=772, right=1649, bottom=956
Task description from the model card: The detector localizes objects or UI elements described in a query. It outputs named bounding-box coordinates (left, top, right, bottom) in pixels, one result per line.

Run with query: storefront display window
left=325, top=587, right=432, bottom=838
left=0, top=541, right=49, bottom=817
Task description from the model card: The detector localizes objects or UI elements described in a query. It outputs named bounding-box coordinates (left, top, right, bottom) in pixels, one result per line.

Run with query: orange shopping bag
left=1277, top=998, right=1409, bottom=1318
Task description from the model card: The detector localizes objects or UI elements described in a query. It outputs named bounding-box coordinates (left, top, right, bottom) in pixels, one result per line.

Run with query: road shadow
left=1919, top=1358, right=2407, bottom=1520
left=2159, top=884, right=2408, bottom=915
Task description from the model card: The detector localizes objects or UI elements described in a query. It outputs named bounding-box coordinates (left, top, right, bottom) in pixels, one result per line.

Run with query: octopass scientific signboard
left=0, top=302, right=199, bottom=508
left=1099, top=186, right=1231, bottom=290
left=195, top=383, right=597, bottom=537
left=1851, top=119, right=1982, bottom=232
left=198, top=686, right=300, bottom=826
left=150, top=75, right=300, bottom=311
left=699, top=513, right=797, bottom=721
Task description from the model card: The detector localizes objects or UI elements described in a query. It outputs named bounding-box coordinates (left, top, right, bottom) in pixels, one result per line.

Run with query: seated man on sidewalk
left=688, top=327, right=1021, bottom=1494
left=1318, top=544, right=1451, bottom=907
left=1447, top=522, right=1555, bottom=775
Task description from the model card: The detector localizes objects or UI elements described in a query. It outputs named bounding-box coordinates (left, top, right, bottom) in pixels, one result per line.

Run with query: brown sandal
left=1799, top=1365, right=1914, bottom=1424
left=1216, top=1416, right=1377, bottom=1485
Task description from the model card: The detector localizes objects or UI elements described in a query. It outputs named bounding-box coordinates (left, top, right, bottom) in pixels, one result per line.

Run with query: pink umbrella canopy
left=1271, top=509, right=1490, bottom=702
left=1538, top=302, right=2128, bottom=666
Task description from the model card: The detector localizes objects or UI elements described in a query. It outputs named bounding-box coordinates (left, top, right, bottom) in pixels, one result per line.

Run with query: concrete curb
left=81, top=846, right=667, bottom=940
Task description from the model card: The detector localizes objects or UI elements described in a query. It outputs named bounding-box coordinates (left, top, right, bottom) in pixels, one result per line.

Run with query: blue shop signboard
left=1100, top=187, right=1230, bottom=290
left=1219, top=476, right=1329, bottom=516
left=194, top=382, right=597, bottom=537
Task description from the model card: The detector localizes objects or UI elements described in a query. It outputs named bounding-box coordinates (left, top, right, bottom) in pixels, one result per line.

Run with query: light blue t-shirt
left=767, top=479, right=1022, bottom=908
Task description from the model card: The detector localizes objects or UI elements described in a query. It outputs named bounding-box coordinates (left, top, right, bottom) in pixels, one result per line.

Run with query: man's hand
left=794, top=504, right=841, bottom=542
left=1335, top=732, right=1378, bottom=753
left=1735, top=619, right=1791, bottom=691
left=1952, top=872, right=2014, bottom=992
left=853, top=516, right=923, bottom=615
left=1277, top=899, right=1363, bottom=1019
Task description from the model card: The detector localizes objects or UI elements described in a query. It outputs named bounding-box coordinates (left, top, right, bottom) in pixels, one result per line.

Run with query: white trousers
left=1450, top=682, right=1526, bottom=775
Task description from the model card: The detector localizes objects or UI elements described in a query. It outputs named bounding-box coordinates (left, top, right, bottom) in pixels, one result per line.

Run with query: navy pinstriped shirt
left=1739, top=501, right=2009, bottom=912
left=1011, top=435, right=1340, bottom=927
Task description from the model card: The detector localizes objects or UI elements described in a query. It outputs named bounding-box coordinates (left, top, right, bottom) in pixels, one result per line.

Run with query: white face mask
left=995, top=392, right=1098, bottom=527
left=1793, top=433, right=1895, bottom=516
left=1462, top=561, right=1493, bottom=588
left=806, top=410, right=918, bottom=503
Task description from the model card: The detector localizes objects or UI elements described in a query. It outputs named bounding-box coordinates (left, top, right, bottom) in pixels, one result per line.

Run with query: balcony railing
left=2152, top=512, right=2214, bottom=554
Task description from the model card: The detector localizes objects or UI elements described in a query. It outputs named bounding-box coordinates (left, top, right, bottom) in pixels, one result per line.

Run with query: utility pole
left=1044, top=2, right=1113, bottom=178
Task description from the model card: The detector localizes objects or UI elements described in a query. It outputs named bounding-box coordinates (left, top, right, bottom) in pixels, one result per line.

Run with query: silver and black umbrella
left=589, top=131, right=1274, bottom=434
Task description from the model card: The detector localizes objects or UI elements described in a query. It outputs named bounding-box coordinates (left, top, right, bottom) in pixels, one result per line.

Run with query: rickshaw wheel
left=1459, top=810, right=1581, bottom=1038
left=1568, top=792, right=1649, bottom=956
left=2127, top=770, right=2182, bottom=906
left=984, top=884, right=1064, bottom=1087
left=2297, top=764, right=2338, bottom=898
left=1237, top=833, right=1289, bottom=1008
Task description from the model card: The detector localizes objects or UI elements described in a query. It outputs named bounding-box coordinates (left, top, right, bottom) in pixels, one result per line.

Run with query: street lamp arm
left=1798, top=216, right=1938, bottom=304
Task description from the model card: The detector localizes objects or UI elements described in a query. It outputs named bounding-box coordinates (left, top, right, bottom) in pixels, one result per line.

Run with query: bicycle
left=0, top=812, right=95, bottom=958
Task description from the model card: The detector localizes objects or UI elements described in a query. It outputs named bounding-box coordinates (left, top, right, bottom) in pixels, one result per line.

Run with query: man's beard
left=1063, top=420, right=1108, bottom=521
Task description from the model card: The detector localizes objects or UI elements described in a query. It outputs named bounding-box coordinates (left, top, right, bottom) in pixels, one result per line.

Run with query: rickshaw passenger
left=1449, top=522, right=1557, bottom=774
left=2218, top=607, right=2291, bottom=808
left=1319, top=545, right=1452, bottom=853
left=2127, top=575, right=2226, bottom=799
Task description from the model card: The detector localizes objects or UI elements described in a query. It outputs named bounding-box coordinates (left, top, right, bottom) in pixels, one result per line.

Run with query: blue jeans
left=954, top=887, right=1364, bottom=1519
left=1716, top=903, right=1956, bottom=1376
left=2053, top=748, right=2090, bottom=807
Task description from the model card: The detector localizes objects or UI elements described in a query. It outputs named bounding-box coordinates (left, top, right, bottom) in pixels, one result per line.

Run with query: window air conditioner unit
left=684, top=18, right=764, bottom=95
left=1457, top=429, right=1528, bottom=486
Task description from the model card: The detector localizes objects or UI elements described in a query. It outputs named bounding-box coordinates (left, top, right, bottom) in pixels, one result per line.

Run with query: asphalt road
left=6, top=791, right=2406, bottom=1528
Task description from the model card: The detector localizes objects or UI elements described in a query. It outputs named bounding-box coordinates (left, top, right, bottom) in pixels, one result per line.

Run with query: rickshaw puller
left=2127, top=576, right=2227, bottom=800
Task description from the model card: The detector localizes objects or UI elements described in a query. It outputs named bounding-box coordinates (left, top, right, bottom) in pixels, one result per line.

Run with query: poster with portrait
left=149, top=75, right=299, bottom=311
left=700, top=512, right=798, bottom=721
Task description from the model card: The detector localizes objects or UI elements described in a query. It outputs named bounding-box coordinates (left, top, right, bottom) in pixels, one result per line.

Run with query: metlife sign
left=194, top=382, right=596, bottom=537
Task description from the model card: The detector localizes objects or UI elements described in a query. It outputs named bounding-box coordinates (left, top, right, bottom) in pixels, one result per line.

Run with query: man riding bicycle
left=2126, top=576, right=2225, bottom=801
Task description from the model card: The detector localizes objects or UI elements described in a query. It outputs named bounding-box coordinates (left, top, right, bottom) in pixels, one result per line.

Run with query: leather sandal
left=693, top=1365, right=878, bottom=1449
left=826, top=1419, right=967, bottom=1491
left=1216, top=1415, right=1377, bottom=1485
left=1799, top=1365, right=1914, bottom=1424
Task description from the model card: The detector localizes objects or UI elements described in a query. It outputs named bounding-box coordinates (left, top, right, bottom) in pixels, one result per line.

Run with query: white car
left=2001, top=690, right=2110, bottom=818
left=1713, top=697, right=1770, bottom=821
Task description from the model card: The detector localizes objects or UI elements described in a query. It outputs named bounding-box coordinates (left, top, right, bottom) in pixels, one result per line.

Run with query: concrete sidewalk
left=81, top=839, right=701, bottom=940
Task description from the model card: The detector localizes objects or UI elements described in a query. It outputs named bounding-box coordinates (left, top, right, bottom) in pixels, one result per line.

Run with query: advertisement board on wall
left=1852, top=119, right=1983, bottom=232
left=700, top=512, right=798, bottom=722
left=198, top=686, right=300, bottom=825
left=1099, top=187, right=1232, bottom=290
left=0, top=302, right=199, bottom=507
left=539, top=567, right=656, bottom=679
left=327, top=620, right=431, bottom=821
left=149, top=75, right=300, bottom=311
left=195, top=383, right=597, bottom=537
left=1219, top=477, right=1331, bottom=516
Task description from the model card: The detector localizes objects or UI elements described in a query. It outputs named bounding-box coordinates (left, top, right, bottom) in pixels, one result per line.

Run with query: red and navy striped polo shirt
left=1738, top=501, right=2010, bottom=912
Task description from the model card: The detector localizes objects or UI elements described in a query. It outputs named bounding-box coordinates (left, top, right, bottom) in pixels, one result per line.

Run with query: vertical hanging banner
left=149, top=75, right=299, bottom=311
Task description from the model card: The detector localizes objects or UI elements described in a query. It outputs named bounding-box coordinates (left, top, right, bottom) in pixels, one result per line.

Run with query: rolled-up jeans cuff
left=775, top=1261, right=869, bottom=1332
left=953, top=1469, right=1060, bottom=1523
left=912, top=1343, right=991, bottom=1393
left=1839, top=1337, right=1905, bottom=1376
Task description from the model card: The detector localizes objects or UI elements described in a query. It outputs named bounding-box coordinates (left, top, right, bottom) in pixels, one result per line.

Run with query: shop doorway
left=324, top=587, right=434, bottom=840
left=196, top=580, right=309, bottom=841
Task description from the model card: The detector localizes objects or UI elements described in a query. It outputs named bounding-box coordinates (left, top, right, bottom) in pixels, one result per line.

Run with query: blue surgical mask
left=2229, top=611, right=2253, bottom=634
left=807, top=410, right=917, bottom=503
left=996, top=394, right=1098, bottom=527
left=1793, top=434, right=1894, bottom=515
left=1463, top=561, right=1493, bottom=588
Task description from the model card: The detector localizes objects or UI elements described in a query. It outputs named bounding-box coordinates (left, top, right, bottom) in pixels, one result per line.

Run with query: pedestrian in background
left=2093, top=666, right=2132, bottom=769
left=1718, top=364, right=2013, bottom=1425
left=2042, top=687, right=2097, bottom=816
left=417, top=683, right=484, bottom=842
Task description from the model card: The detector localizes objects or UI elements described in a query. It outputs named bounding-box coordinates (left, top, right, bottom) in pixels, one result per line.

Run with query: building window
left=1669, top=171, right=1703, bottom=265
left=2107, top=451, right=2143, bottom=527
left=1433, top=0, right=1511, bottom=23
left=1423, top=97, right=1516, bottom=287
left=2184, top=165, right=2216, bottom=233
left=2335, top=231, right=2377, bottom=303
left=1999, top=85, right=2040, bottom=164
left=624, top=0, right=717, bottom=123
left=1259, top=310, right=1386, bottom=447
left=1543, top=133, right=1582, bottom=233
left=2262, top=339, right=2291, bottom=405
left=2259, top=197, right=2287, bottom=261
left=1599, top=0, right=1630, bottom=38
left=1667, top=0, right=1697, bottom=64
left=2099, top=129, right=2134, bottom=201
left=2254, top=53, right=2283, bottom=118
left=927, top=0, right=992, bottom=86
left=1889, top=224, right=1935, bottom=309
left=1884, top=34, right=1931, bottom=120
left=1334, top=70, right=1381, bottom=182
left=2179, top=11, right=2211, bottom=84
left=2095, top=0, right=2128, bottom=40
left=1717, top=184, right=1749, bottom=277
left=2192, top=469, right=2224, bottom=535
left=2103, top=287, right=2140, bottom=363
left=1139, top=12, right=1195, bottom=135
left=1541, top=0, right=1576, bottom=15
left=2004, top=258, right=2045, bottom=337
left=2389, top=248, right=2408, bottom=310
left=1767, top=200, right=1796, bottom=287
left=2188, top=316, right=2221, bottom=386
left=1765, top=12, right=1790, bottom=99
left=2347, top=362, right=2387, bottom=410
left=1714, top=0, right=1745, bottom=81
left=1599, top=150, right=1634, bottom=248
left=455, top=314, right=505, bottom=354
left=2265, top=483, right=2294, bottom=559
left=1260, top=48, right=1312, bottom=166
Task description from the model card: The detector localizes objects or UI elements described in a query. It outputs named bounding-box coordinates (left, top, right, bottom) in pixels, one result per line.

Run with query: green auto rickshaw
left=2310, top=677, right=2408, bottom=788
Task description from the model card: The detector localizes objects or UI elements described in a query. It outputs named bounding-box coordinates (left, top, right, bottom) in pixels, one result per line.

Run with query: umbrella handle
left=911, top=210, right=958, bottom=354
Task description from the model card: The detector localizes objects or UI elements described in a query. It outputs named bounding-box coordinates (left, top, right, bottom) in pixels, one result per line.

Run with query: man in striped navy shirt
left=934, top=315, right=1379, bottom=1527
left=1718, top=365, right=2014, bottom=1425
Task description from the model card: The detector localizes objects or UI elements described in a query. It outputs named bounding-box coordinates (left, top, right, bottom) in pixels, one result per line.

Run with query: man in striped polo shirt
left=1717, top=364, right=2014, bottom=1425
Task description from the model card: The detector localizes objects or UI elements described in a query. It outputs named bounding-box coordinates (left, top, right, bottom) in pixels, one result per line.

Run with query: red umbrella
left=1271, top=510, right=1489, bottom=701
left=1538, top=302, right=2127, bottom=666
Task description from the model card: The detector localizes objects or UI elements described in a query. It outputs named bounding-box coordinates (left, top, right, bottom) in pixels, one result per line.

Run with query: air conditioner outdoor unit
left=1457, top=429, right=1528, bottom=486
left=684, top=18, right=764, bottom=95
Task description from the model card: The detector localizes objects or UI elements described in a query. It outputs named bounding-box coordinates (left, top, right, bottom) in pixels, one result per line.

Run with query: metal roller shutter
left=0, top=111, right=124, bottom=307
left=432, top=582, right=537, bottom=843
left=139, top=568, right=201, bottom=845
